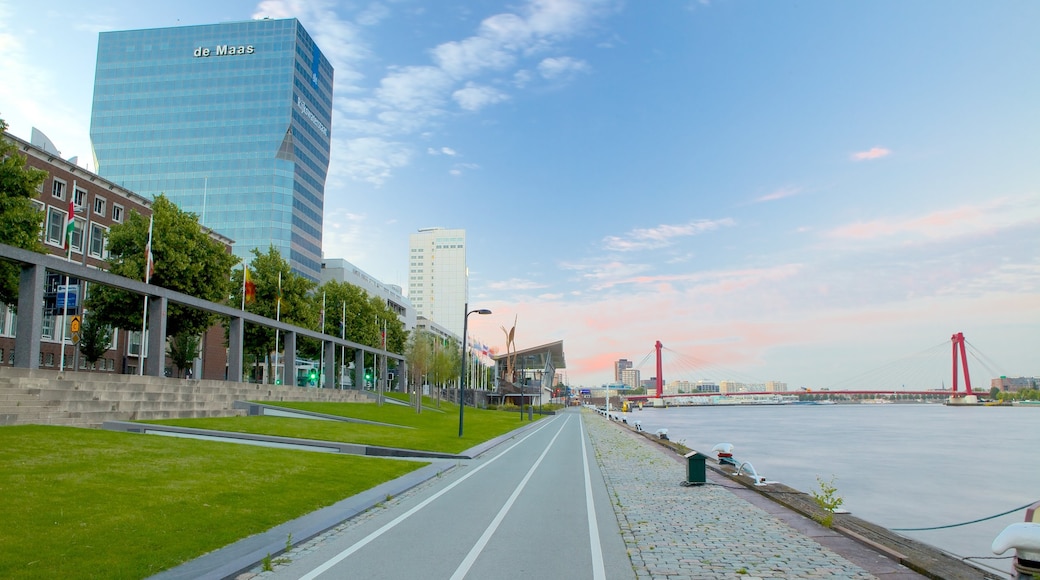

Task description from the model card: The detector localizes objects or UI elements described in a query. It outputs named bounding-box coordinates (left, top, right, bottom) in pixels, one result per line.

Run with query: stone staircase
left=0, top=367, right=372, bottom=428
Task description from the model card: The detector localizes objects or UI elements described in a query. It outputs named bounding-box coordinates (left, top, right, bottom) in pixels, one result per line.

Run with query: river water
left=622, top=403, right=1038, bottom=577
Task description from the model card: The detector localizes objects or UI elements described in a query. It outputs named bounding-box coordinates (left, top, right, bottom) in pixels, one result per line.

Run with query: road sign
left=56, top=285, right=79, bottom=309
left=70, top=315, right=81, bottom=333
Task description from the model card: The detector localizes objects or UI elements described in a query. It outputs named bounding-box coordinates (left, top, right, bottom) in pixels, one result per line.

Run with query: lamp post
left=459, top=303, right=492, bottom=437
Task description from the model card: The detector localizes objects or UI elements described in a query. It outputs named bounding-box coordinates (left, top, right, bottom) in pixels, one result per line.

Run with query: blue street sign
left=56, top=285, right=78, bottom=309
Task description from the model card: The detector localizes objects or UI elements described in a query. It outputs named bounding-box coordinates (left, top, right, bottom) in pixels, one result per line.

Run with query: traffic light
left=365, top=368, right=373, bottom=382
left=308, top=368, right=318, bottom=386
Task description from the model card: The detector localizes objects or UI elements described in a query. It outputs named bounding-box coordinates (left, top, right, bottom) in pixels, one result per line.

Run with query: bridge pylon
left=947, top=332, right=979, bottom=406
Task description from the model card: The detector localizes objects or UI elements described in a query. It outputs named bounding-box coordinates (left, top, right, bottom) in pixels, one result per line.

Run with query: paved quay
left=190, top=407, right=928, bottom=579
left=583, top=410, right=924, bottom=579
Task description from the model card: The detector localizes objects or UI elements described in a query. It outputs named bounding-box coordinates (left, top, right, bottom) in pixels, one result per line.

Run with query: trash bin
left=684, top=451, right=708, bottom=485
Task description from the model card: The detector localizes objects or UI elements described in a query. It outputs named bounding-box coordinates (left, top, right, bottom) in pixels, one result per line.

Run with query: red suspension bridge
left=623, top=332, right=996, bottom=406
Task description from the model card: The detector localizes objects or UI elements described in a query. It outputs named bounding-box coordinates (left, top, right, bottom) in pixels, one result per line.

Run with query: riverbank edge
left=597, top=412, right=1001, bottom=580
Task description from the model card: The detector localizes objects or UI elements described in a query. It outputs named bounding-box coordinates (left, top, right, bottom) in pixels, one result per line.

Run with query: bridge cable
left=889, top=499, right=1039, bottom=531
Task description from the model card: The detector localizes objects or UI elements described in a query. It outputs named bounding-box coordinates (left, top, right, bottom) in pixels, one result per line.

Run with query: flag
left=243, top=265, right=256, bottom=305
left=276, top=272, right=283, bottom=309
left=63, top=196, right=76, bottom=251
left=144, top=215, right=155, bottom=283
left=320, top=292, right=326, bottom=331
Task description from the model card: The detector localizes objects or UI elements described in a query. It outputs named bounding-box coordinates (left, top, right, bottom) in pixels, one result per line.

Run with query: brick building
left=1, top=130, right=232, bottom=378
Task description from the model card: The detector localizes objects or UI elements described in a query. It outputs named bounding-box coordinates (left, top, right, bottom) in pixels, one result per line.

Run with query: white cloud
left=486, top=278, right=549, bottom=291
left=449, top=162, right=480, bottom=176
left=427, top=146, right=458, bottom=156
left=513, top=69, right=534, bottom=87
left=432, top=30, right=520, bottom=79
left=357, top=2, right=391, bottom=26
left=603, top=218, right=736, bottom=252
left=376, top=66, right=454, bottom=112
left=254, top=0, right=370, bottom=91
left=537, top=56, right=590, bottom=79
left=322, top=0, right=612, bottom=183
left=453, top=83, right=510, bottom=111
left=328, top=136, right=412, bottom=187
left=753, top=186, right=802, bottom=204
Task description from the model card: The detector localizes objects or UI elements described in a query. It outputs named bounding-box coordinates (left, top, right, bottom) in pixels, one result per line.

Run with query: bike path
left=255, top=408, right=632, bottom=579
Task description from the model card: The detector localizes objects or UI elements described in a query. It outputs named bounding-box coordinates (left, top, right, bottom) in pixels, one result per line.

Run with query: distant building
left=991, top=377, right=1038, bottom=392
left=408, top=228, right=467, bottom=338
left=620, top=368, right=641, bottom=390
left=765, top=380, right=788, bottom=392
left=614, top=358, right=632, bottom=382
left=415, top=317, right=456, bottom=344
left=719, top=381, right=747, bottom=394
left=90, top=18, right=333, bottom=281
left=321, top=258, right=415, bottom=331
left=696, top=380, right=720, bottom=393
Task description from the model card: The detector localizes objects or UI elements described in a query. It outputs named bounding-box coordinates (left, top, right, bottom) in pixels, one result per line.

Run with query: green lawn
left=145, top=399, right=543, bottom=454
left=0, top=425, right=424, bottom=580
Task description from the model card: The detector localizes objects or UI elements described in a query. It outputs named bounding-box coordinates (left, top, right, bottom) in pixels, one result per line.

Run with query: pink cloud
left=466, top=280, right=1040, bottom=388
left=825, top=202, right=1017, bottom=241
left=851, top=147, right=891, bottom=161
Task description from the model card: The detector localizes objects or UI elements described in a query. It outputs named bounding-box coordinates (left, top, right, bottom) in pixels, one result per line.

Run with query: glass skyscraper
left=90, top=18, right=332, bottom=280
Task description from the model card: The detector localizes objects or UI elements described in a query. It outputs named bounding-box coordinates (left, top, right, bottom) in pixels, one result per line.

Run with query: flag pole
left=274, top=271, right=281, bottom=384
left=382, top=319, right=387, bottom=398
left=340, top=301, right=346, bottom=390
left=139, top=215, right=154, bottom=376
left=59, top=197, right=75, bottom=373
left=319, top=291, right=326, bottom=387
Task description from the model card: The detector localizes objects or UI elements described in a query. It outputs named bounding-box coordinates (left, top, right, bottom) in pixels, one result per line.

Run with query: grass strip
left=0, top=425, right=424, bottom=580
left=145, top=400, right=541, bottom=454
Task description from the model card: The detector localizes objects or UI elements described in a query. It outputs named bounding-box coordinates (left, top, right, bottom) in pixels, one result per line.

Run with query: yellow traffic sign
left=70, top=315, right=81, bottom=333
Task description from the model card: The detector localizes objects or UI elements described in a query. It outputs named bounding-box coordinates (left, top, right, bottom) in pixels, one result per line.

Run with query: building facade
left=991, top=376, right=1038, bottom=392
left=321, top=258, right=415, bottom=331
left=408, top=228, right=467, bottom=338
left=620, top=368, right=641, bottom=390
left=1, top=130, right=231, bottom=378
left=90, top=18, right=332, bottom=280
left=614, top=358, right=632, bottom=382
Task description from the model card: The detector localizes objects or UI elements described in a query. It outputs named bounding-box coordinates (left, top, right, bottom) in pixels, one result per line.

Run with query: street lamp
left=459, top=303, right=492, bottom=437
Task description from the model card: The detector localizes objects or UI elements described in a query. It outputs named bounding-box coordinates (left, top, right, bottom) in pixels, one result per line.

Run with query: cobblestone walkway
left=584, top=412, right=876, bottom=579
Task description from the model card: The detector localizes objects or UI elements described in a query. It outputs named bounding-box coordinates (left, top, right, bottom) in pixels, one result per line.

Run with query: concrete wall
left=0, top=367, right=371, bottom=429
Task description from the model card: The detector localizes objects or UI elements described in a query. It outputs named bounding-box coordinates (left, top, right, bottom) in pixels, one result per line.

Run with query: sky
left=2, top=0, right=1039, bottom=389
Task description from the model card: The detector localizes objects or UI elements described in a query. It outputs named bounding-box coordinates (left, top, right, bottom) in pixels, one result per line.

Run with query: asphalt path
left=262, top=408, right=633, bottom=580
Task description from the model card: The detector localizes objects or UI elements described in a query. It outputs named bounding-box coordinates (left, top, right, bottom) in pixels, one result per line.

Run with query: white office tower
left=408, top=228, right=468, bottom=339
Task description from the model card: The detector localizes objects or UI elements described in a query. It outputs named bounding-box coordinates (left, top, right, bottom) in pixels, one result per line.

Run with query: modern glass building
left=90, top=18, right=332, bottom=280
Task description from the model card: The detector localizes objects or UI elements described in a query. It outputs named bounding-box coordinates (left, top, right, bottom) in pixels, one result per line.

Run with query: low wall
left=0, top=367, right=372, bottom=429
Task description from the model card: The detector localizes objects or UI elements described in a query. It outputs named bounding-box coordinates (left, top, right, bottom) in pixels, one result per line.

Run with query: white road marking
left=298, top=417, right=559, bottom=580
left=449, top=416, right=571, bottom=580
left=581, top=414, right=607, bottom=580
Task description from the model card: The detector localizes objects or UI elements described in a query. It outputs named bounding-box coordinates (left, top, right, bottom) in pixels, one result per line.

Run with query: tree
left=234, top=246, right=316, bottom=382
left=87, top=195, right=238, bottom=337
left=311, top=279, right=407, bottom=388
left=167, top=331, right=200, bottom=378
left=77, top=314, right=114, bottom=367
left=405, top=330, right=434, bottom=412
left=0, top=117, right=48, bottom=308
left=430, top=337, right=460, bottom=399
